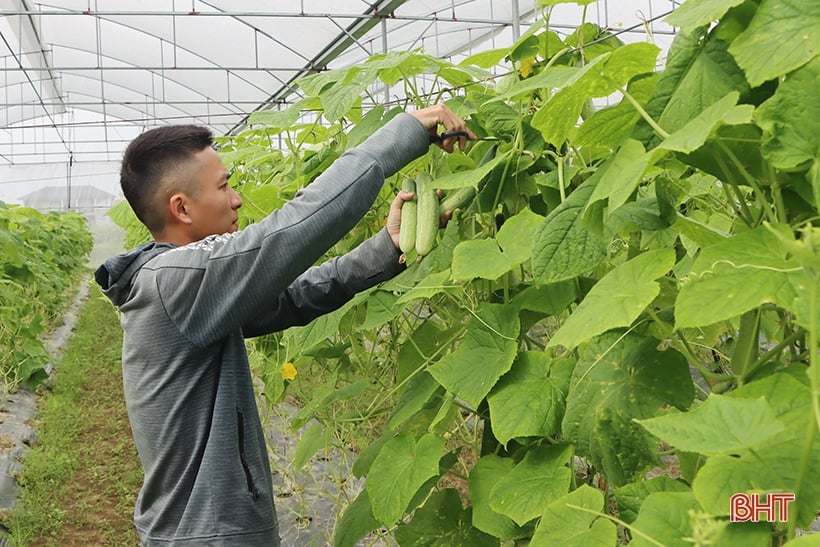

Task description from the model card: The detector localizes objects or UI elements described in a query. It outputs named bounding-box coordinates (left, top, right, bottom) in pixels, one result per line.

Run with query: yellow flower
left=519, top=56, right=535, bottom=78
left=281, top=362, right=297, bottom=380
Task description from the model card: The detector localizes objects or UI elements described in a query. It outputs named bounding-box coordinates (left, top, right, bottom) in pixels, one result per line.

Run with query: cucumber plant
left=110, top=1, right=820, bottom=544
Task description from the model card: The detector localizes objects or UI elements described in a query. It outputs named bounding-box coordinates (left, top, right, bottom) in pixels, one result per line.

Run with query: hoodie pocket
left=236, top=408, right=260, bottom=499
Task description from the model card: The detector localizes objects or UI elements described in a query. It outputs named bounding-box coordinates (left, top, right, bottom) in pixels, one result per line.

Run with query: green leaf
left=489, top=444, right=573, bottom=526
left=562, top=333, right=694, bottom=486
left=430, top=152, right=507, bottom=191
left=487, top=352, right=574, bottom=445
left=489, top=66, right=579, bottom=104
left=530, top=484, right=617, bottom=547
left=395, top=270, right=454, bottom=305
left=347, top=105, right=386, bottom=148
left=675, top=224, right=814, bottom=330
left=333, top=489, right=380, bottom=547
left=248, top=103, right=302, bottom=129
left=452, top=208, right=544, bottom=281
left=394, top=489, right=496, bottom=546
left=615, top=476, right=691, bottom=524
left=629, top=492, right=700, bottom=547
left=362, top=289, right=401, bottom=330
left=576, top=74, right=658, bottom=149
left=283, top=294, right=362, bottom=351
left=637, top=394, right=784, bottom=455
left=548, top=249, right=675, bottom=350
left=510, top=280, right=577, bottom=316
left=387, top=371, right=442, bottom=431
left=459, top=48, right=508, bottom=69
left=532, top=43, right=659, bottom=145
left=692, top=373, right=820, bottom=528
left=587, top=138, right=653, bottom=213
left=365, top=433, right=445, bottom=525
left=469, top=456, right=531, bottom=539
left=451, top=240, right=513, bottom=281
left=672, top=213, right=730, bottom=249
left=665, top=0, right=746, bottom=33
left=532, top=181, right=607, bottom=284
left=658, top=92, right=753, bottom=154
left=729, top=0, right=820, bottom=87
left=293, top=423, right=332, bottom=471
left=427, top=303, right=520, bottom=407
left=637, top=29, right=749, bottom=141
left=756, top=57, right=820, bottom=171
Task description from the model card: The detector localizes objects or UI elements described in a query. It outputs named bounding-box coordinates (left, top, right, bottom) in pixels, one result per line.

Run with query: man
left=94, top=104, right=473, bottom=545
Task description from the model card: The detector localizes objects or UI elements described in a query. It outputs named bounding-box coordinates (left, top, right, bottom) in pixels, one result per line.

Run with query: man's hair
left=120, top=125, right=214, bottom=233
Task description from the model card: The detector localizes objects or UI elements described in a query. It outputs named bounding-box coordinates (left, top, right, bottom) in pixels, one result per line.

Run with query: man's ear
left=168, top=192, right=194, bottom=226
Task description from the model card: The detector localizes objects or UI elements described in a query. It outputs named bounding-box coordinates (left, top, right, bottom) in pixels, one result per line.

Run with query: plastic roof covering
left=0, top=0, right=680, bottom=205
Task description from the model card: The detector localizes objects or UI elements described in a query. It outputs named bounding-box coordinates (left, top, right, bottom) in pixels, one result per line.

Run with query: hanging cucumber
left=398, top=177, right=417, bottom=257
left=438, top=142, right=500, bottom=215
left=414, top=172, right=439, bottom=257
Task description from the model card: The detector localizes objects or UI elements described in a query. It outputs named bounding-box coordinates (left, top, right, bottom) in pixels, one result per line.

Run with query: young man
left=94, top=104, right=472, bottom=545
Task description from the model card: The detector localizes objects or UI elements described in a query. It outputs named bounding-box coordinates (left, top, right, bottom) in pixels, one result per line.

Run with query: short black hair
left=120, top=125, right=214, bottom=233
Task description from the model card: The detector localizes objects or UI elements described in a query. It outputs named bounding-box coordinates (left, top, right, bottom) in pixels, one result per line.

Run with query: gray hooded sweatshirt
left=94, top=113, right=430, bottom=545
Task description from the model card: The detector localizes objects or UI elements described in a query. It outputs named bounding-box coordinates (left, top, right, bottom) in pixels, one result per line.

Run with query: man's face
left=185, top=146, right=243, bottom=241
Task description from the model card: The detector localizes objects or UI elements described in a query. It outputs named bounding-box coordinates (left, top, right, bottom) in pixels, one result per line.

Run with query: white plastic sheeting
left=0, top=0, right=679, bottom=205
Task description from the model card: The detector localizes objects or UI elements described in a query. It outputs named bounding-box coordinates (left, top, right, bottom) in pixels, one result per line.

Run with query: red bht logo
left=730, top=493, right=795, bottom=522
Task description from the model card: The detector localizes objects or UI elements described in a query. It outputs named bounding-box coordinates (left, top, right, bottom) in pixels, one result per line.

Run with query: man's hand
left=410, top=104, right=476, bottom=153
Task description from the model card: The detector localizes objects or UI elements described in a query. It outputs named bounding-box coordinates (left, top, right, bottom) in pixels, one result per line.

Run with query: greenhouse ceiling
left=0, top=0, right=680, bottom=201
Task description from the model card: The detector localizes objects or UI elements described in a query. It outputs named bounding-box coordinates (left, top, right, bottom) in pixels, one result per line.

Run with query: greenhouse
left=0, top=0, right=818, bottom=545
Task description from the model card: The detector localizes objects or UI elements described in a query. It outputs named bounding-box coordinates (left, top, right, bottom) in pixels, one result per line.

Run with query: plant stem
left=716, top=140, right=777, bottom=224
left=607, top=78, right=669, bottom=140
left=675, top=331, right=726, bottom=382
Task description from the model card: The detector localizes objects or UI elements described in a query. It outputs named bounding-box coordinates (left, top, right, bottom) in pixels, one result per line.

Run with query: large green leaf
left=469, top=456, right=531, bottom=540
left=427, top=303, right=520, bottom=407
left=562, top=332, right=694, bottom=486
left=489, top=444, right=573, bottom=526
left=692, top=372, right=820, bottom=528
left=636, top=29, right=749, bottom=141
left=394, top=489, right=496, bottom=546
left=365, top=433, right=445, bottom=525
left=756, top=58, right=820, bottom=207
left=529, top=485, right=617, bottom=547
left=657, top=92, right=753, bottom=154
left=547, top=249, right=675, bottom=350
left=665, top=0, right=747, bottom=32
left=486, top=352, right=574, bottom=445
left=532, top=43, right=659, bottom=145
left=675, top=224, right=815, bottom=330
left=451, top=208, right=544, bottom=281
left=729, top=0, right=820, bottom=87
left=636, top=394, right=784, bottom=456
left=394, top=270, right=454, bottom=305
left=615, top=476, right=691, bottom=524
left=629, top=492, right=701, bottom=547
left=333, top=489, right=380, bottom=547
left=576, top=74, right=658, bottom=149
left=587, top=138, right=652, bottom=212
left=387, top=371, right=442, bottom=431
left=532, top=181, right=607, bottom=284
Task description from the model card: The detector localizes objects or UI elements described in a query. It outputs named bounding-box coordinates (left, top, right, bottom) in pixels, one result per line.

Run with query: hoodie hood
left=94, top=242, right=176, bottom=307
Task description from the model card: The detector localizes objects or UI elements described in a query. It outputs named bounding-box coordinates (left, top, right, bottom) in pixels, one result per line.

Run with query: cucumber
left=439, top=142, right=499, bottom=215
left=398, top=177, right=417, bottom=255
left=414, top=172, right=439, bottom=257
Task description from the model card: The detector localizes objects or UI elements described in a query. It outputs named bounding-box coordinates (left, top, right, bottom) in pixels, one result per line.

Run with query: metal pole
left=511, top=0, right=520, bottom=41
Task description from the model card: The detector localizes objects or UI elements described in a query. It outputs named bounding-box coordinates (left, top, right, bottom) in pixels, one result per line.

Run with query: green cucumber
left=398, top=178, right=417, bottom=255
left=414, top=172, right=439, bottom=257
